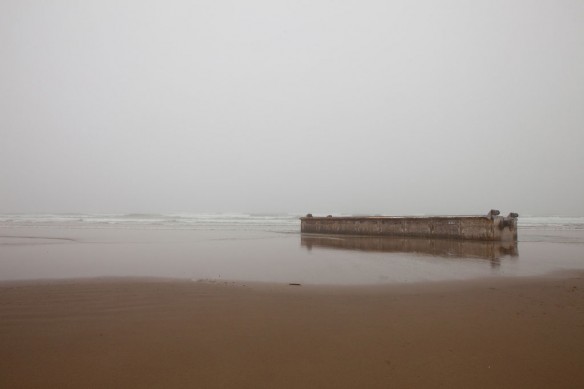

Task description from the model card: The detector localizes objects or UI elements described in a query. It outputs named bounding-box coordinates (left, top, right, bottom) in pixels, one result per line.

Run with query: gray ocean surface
left=1, top=214, right=583, bottom=284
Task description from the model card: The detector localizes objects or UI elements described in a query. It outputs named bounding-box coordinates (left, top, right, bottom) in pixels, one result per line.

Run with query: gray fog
left=1, top=0, right=583, bottom=216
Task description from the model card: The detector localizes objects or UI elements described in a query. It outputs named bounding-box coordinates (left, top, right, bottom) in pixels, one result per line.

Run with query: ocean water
left=1, top=213, right=583, bottom=231
left=1, top=214, right=583, bottom=284
left=0, top=213, right=302, bottom=232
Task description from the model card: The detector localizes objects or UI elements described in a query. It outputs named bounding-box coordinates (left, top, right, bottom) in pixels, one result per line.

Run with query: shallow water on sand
left=1, top=223, right=583, bottom=284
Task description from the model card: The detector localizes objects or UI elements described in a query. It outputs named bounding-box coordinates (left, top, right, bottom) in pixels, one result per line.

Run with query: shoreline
left=0, top=265, right=582, bottom=287
left=0, top=267, right=582, bottom=288
left=2, top=272, right=583, bottom=388
left=2, top=226, right=584, bottom=284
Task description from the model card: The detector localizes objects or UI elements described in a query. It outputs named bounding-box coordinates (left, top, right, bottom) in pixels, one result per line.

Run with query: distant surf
left=0, top=213, right=302, bottom=232
left=0, top=214, right=583, bottom=231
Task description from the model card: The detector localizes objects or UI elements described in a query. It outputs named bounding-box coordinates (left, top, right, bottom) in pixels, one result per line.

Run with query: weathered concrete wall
left=300, top=210, right=518, bottom=241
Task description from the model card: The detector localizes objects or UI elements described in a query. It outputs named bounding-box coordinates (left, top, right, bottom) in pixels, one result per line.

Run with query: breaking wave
left=1, top=214, right=583, bottom=232
left=0, top=213, right=302, bottom=232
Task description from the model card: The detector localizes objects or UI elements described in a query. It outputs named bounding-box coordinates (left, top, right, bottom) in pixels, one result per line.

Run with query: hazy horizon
left=2, top=1, right=583, bottom=217
left=0, top=210, right=580, bottom=220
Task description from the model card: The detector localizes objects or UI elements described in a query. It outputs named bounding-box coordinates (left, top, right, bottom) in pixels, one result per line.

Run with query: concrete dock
left=300, top=210, right=518, bottom=241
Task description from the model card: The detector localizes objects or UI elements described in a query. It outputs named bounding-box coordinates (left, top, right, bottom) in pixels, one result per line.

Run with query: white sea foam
left=1, top=214, right=583, bottom=232
left=518, top=216, right=584, bottom=230
left=0, top=213, right=302, bottom=232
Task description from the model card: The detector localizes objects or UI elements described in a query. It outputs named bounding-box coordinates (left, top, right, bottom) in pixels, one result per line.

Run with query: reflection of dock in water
left=301, top=234, right=518, bottom=265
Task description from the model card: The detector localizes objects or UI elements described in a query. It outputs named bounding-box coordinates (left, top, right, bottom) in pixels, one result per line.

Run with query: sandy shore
left=1, top=274, right=583, bottom=388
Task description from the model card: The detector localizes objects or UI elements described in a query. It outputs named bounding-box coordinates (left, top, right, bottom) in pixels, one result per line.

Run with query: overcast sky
left=1, top=0, right=583, bottom=216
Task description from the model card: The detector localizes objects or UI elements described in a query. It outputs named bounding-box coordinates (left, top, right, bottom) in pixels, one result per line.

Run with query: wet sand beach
left=1, top=274, right=583, bottom=389
left=1, top=223, right=584, bottom=388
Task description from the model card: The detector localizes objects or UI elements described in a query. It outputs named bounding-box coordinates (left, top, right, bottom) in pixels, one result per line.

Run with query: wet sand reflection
left=301, top=234, right=518, bottom=268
